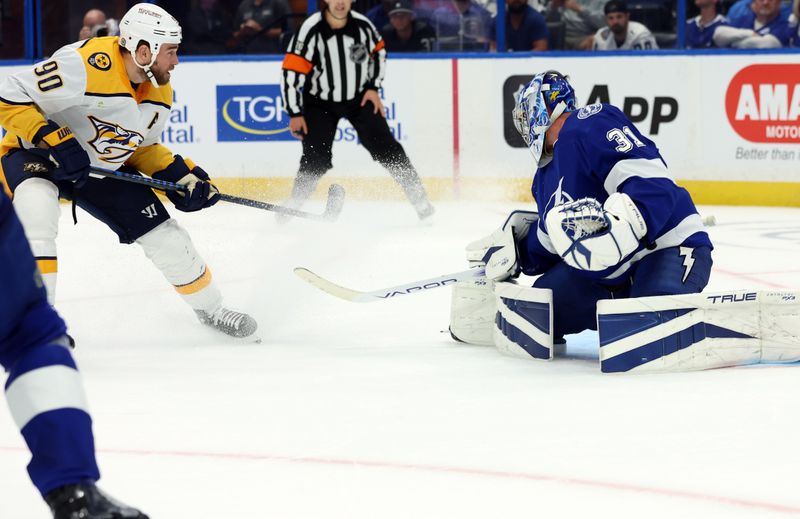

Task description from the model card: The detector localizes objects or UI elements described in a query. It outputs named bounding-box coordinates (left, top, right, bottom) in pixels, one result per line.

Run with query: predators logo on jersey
left=88, top=115, right=144, bottom=163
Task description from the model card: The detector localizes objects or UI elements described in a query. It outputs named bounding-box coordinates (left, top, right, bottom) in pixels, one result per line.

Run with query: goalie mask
left=512, top=70, right=576, bottom=167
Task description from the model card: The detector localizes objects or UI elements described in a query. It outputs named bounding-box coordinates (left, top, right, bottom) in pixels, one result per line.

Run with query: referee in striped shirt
left=280, top=0, right=434, bottom=221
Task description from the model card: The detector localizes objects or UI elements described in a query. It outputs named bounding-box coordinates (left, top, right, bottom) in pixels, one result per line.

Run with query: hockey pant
left=4, top=151, right=222, bottom=312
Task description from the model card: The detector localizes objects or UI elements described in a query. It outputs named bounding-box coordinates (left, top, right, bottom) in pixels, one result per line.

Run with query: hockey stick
left=293, top=266, right=486, bottom=302
left=89, top=166, right=345, bottom=222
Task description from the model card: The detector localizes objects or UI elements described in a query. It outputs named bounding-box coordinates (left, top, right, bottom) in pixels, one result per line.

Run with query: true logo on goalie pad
left=706, top=292, right=757, bottom=304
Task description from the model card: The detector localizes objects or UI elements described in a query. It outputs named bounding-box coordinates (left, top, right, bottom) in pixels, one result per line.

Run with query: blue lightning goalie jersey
left=521, top=103, right=713, bottom=283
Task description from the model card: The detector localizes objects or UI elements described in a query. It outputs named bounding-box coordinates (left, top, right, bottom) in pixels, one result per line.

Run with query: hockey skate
left=45, top=482, right=148, bottom=519
left=415, top=200, right=435, bottom=221
left=195, top=307, right=259, bottom=340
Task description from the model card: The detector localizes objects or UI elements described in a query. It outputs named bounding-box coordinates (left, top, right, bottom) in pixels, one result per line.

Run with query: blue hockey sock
left=4, top=343, right=100, bottom=495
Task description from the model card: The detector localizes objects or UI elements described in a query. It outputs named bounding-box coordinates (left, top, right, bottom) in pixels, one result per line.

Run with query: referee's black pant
left=290, top=93, right=430, bottom=213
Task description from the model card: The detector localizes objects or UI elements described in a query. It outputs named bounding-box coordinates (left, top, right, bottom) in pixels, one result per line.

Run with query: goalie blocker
left=451, top=283, right=800, bottom=373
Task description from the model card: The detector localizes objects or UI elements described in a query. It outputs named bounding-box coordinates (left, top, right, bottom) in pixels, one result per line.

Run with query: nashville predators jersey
left=0, top=36, right=176, bottom=176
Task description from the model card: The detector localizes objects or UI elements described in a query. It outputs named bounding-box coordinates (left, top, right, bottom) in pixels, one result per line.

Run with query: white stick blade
left=293, top=267, right=368, bottom=302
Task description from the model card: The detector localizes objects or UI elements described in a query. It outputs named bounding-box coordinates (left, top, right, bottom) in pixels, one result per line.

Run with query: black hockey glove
left=153, top=156, right=220, bottom=212
left=33, top=121, right=91, bottom=188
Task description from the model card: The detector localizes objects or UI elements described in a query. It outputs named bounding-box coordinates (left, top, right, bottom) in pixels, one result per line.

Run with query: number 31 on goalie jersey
left=606, top=126, right=645, bottom=153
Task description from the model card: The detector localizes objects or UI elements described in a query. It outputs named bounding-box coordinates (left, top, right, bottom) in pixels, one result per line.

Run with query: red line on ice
left=3, top=445, right=798, bottom=514
left=713, top=268, right=791, bottom=289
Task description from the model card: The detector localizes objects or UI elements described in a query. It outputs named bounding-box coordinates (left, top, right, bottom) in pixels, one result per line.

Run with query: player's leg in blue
left=532, top=262, right=615, bottom=339
left=629, top=246, right=713, bottom=297
left=0, top=191, right=146, bottom=518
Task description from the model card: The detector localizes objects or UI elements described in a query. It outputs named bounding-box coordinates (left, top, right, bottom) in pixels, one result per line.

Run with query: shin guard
left=136, top=219, right=223, bottom=312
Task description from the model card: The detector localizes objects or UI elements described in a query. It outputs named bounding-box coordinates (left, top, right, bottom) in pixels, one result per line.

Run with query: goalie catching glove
left=544, top=192, right=647, bottom=272
left=466, top=210, right=538, bottom=281
left=152, top=155, right=220, bottom=212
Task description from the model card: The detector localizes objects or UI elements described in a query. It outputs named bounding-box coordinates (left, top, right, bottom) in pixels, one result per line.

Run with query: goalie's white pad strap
left=494, top=282, right=553, bottom=360
left=598, top=290, right=800, bottom=373
left=449, top=278, right=497, bottom=346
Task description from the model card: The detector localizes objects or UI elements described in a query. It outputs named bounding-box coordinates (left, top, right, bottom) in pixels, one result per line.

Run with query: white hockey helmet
left=119, top=3, right=182, bottom=86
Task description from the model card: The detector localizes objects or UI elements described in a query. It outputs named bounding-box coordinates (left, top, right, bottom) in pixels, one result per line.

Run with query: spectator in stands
left=230, top=0, right=290, bottom=53
left=368, top=0, right=395, bottom=33
left=687, top=0, right=727, bottom=47
left=492, top=0, right=549, bottom=50
left=792, top=0, right=799, bottom=44
left=381, top=0, right=437, bottom=51
left=714, top=0, right=792, bottom=47
left=725, top=0, right=791, bottom=22
left=78, top=8, right=119, bottom=39
left=184, top=0, right=232, bottom=54
left=466, top=0, right=548, bottom=18
left=546, top=0, right=607, bottom=49
left=432, top=0, right=494, bottom=51
left=592, top=0, right=658, bottom=49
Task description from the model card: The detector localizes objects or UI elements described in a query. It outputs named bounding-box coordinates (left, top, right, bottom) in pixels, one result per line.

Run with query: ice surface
left=2, top=200, right=799, bottom=518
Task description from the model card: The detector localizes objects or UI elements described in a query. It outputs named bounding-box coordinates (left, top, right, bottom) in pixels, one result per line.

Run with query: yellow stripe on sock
left=36, top=258, right=57, bottom=275
left=175, top=267, right=212, bottom=295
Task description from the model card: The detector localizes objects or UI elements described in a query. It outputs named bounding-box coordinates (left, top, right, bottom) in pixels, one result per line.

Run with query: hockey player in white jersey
left=0, top=3, right=257, bottom=339
left=592, top=0, right=658, bottom=50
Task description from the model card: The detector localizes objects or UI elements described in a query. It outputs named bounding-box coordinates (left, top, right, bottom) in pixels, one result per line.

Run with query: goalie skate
left=195, top=307, right=259, bottom=340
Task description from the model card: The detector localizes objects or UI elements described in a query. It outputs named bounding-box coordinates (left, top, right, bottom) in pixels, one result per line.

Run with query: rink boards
left=0, top=52, right=798, bottom=205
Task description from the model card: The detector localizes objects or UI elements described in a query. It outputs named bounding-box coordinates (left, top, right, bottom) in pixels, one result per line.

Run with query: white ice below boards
left=1, top=200, right=799, bottom=518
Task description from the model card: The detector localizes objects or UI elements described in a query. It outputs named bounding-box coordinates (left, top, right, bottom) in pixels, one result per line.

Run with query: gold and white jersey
left=592, top=21, right=659, bottom=50
left=0, top=36, right=176, bottom=175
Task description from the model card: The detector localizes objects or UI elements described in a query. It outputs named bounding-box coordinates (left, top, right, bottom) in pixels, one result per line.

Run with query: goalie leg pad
left=493, top=282, right=553, bottom=360
left=598, top=290, right=800, bottom=373
left=449, top=278, right=496, bottom=346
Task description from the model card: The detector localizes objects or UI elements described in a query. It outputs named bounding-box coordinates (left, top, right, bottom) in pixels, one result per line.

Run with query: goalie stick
left=293, top=267, right=486, bottom=302
left=295, top=212, right=717, bottom=303
left=89, top=166, right=345, bottom=222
